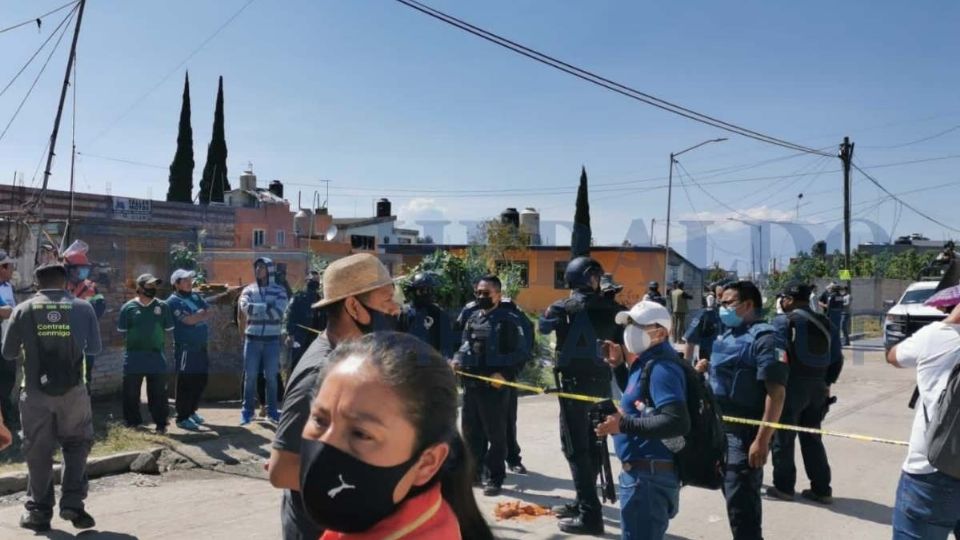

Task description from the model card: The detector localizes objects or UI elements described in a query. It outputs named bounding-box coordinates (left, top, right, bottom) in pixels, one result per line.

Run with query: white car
left=884, top=280, right=946, bottom=349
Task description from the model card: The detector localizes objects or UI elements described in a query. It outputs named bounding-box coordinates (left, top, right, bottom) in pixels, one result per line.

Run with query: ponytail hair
left=322, top=332, right=494, bottom=540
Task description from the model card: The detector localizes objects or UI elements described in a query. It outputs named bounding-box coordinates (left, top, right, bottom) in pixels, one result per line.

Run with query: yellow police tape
left=294, top=325, right=909, bottom=447
left=453, top=371, right=909, bottom=447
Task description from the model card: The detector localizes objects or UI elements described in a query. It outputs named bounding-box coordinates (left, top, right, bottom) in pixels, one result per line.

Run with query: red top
left=320, top=484, right=461, bottom=540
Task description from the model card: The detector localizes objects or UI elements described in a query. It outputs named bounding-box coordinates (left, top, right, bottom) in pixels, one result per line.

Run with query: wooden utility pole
left=39, top=0, right=86, bottom=218
left=839, top=136, right=855, bottom=272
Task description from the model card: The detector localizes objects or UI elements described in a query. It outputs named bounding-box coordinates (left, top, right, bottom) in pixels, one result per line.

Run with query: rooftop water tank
left=376, top=198, right=392, bottom=218
left=520, top=207, right=541, bottom=245
left=294, top=208, right=314, bottom=236
left=239, top=169, right=257, bottom=191
left=500, top=207, right=520, bottom=229
left=268, top=180, right=284, bottom=199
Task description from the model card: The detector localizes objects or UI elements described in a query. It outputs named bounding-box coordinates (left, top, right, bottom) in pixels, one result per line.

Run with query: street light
left=727, top=217, right=762, bottom=280
left=664, top=137, right=727, bottom=288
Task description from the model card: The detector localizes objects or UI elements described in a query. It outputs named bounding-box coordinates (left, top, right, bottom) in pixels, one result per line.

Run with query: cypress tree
left=571, top=166, right=591, bottom=257
left=166, top=72, right=194, bottom=203
left=199, top=76, right=230, bottom=204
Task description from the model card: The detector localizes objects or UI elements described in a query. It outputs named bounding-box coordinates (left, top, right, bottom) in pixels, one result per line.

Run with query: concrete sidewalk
left=0, top=347, right=916, bottom=539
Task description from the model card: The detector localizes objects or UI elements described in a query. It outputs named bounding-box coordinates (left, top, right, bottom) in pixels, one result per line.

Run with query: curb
left=0, top=447, right=162, bottom=496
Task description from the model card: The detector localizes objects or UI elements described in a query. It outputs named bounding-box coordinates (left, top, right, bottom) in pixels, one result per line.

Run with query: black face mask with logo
left=141, top=288, right=157, bottom=299
left=353, top=302, right=399, bottom=334
left=299, top=439, right=421, bottom=533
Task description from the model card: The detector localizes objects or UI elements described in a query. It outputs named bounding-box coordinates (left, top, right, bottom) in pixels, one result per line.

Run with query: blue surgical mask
left=77, top=268, right=91, bottom=280
left=719, top=306, right=743, bottom=328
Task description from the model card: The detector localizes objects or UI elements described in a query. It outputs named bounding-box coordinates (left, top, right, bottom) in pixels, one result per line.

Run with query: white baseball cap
left=170, top=269, right=196, bottom=283
left=615, top=301, right=672, bottom=331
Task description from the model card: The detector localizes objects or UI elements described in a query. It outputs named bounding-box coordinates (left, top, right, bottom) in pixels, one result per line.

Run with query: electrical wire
left=861, top=124, right=960, bottom=150
left=86, top=0, right=258, bottom=146
left=393, top=0, right=831, bottom=157
left=0, top=6, right=77, bottom=98
left=0, top=0, right=77, bottom=35
left=0, top=6, right=75, bottom=145
left=851, top=160, right=960, bottom=233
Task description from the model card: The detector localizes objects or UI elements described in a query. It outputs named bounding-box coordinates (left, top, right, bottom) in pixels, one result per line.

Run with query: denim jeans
left=619, top=466, right=680, bottom=540
left=242, top=338, right=280, bottom=416
left=722, top=427, right=764, bottom=540
left=893, top=470, right=960, bottom=539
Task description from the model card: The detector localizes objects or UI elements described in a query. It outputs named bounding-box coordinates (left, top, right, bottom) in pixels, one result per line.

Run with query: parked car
left=883, top=280, right=947, bottom=349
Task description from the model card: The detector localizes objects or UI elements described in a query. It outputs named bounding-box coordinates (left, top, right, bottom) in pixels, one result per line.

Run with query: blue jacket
left=709, top=320, right=788, bottom=418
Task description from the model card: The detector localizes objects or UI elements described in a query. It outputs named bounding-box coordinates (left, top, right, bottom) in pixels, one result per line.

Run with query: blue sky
left=1, top=1, right=958, bottom=273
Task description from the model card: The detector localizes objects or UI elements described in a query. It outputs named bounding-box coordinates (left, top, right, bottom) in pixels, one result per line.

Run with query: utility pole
left=839, top=136, right=855, bottom=272
left=39, top=0, right=86, bottom=218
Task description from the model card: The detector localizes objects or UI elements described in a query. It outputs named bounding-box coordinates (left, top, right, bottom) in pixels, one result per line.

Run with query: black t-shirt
left=273, top=334, right=333, bottom=540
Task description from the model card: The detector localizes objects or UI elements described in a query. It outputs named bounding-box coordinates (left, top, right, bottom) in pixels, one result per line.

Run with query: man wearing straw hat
left=268, top=253, right=400, bottom=540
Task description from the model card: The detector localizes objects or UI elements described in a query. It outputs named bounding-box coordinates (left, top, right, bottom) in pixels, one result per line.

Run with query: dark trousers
left=83, top=355, right=95, bottom=394
left=174, top=347, right=209, bottom=422
left=0, top=360, right=18, bottom=432
left=671, top=313, right=687, bottom=342
left=559, top=377, right=609, bottom=524
left=462, top=384, right=509, bottom=486
left=507, top=387, right=522, bottom=466
left=772, top=378, right=832, bottom=496
left=722, top=425, right=764, bottom=540
left=840, top=312, right=851, bottom=345
left=122, top=373, right=168, bottom=428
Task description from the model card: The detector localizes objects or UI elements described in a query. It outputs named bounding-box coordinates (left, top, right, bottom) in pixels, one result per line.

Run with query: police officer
left=2, top=263, right=102, bottom=532
left=539, top=257, right=624, bottom=535
left=686, top=292, right=721, bottom=367
left=819, top=282, right=844, bottom=340
left=643, top=281, right=667, bottom=306
left=768, top=282, right=843, bottom=505
left=453, top=275, right=530, bottom=496
left=284, top=270, right=323, bottom=372
left=706, top=280, right=788, bottom=540
left=599, top=273, right=623, bottom=301
left=400, top=271, right=455, bottom=359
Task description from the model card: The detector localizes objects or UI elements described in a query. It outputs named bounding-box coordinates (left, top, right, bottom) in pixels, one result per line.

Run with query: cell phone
left=596, top=339, right=606, bottom=359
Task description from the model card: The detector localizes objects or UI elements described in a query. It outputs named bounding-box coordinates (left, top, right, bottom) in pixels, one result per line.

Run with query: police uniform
left=1, top=286, right=102, bottom=525
left=284, top=286, right=321, bottom=371
left=684, top=306, right=721, bottom=361
left=539, top=290, right=623, bottom=527
left=770, top=302, right=843, bottom=500
left=455, top=301, right=529, bottom=490
left=401, top=301, right=455, bottom=359
left=709, top=319, right=789, bottom=540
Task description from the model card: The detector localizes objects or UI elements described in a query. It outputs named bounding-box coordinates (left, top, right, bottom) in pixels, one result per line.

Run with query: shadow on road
left=810, top=496, right=893, bottom=526
left=163, top=423, right=273, bottom=465
left=40, top=530, right=138, bottom=539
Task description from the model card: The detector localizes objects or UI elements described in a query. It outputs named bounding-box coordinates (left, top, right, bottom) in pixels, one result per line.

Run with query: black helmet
left=648, top=281, right=659, bottom=289
left=410, top=271, right=440, bottom=290
left=564, top=257, right=604, bottom=290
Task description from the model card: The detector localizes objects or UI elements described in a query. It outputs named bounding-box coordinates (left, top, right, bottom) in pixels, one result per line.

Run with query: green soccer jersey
left=117, top=298, right=175, bottom=353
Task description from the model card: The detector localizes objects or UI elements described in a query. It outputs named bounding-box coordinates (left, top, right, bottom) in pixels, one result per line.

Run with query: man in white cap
left=268, top=253, right=400, bottom=540
left=166, top=269, right=213, bottom=432
left=596, top=301, right=690, bottom=540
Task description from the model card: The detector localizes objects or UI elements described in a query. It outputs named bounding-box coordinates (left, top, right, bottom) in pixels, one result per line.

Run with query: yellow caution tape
left=295, top=324, right=908, bottom=446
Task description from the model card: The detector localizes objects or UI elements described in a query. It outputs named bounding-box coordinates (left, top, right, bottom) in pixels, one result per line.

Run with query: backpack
left=642, top=357, right=727, bottom=490
left=29, top=301, right=83, bottom=396
left=924, top=361, right=960, bottom=479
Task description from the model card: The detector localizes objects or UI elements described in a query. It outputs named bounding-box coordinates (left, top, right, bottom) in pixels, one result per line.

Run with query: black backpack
left=642, top=357, right=727, bottom=490
left=29, top=301, right=83, bottom=396
left=924, top=361, right=960, bottom=479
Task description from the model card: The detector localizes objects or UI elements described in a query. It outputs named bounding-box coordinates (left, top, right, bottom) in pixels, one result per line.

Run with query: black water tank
left=269, top=180, right=284, bottom=199
left=376, top=198, right=392, bottom=217
left=500, top=207, right=519, bottom=228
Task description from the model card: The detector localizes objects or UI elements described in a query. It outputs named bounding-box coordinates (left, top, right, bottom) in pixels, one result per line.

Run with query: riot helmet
left=564, top=257, right=604, bottom=291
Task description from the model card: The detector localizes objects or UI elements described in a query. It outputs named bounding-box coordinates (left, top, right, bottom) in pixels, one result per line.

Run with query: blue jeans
left=619, top=465, right=680, bottom=540
left=893, top=470, right=960, bottom=539
left=242, top=338, right=280, bottom=416
left=722, top=427, right=764, bottom=540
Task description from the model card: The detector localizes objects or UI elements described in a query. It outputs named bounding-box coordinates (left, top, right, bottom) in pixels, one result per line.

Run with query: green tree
left=571, top=166, right=591, bottom=258
left=166, top=72, right=194, bottom=203
left=198, top=76, right=231, bottom=204
left=170, top=242, right=206, bottom=283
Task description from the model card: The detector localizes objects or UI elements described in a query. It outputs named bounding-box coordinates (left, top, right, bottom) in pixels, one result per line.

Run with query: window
left=350, top=235, right=375, bottom=250
left=495, top=260, right=530, bottom=288
left=276, top=230, right=286, bottom=247
left=253, top=229, right=265, bottom=247
left=554, top=261, right=568, bottom=289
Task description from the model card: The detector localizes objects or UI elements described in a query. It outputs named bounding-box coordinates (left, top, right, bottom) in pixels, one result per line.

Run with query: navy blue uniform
left=770, top=307, right=843, bottom=498
left=455, top=302, right=530, bottom=487
left=539, top=291, right=623, bottom=525
left=709, top=321, right=789, bottom=540
left=684, top=307, right=721, bottom=361
left=400, top=301, right=455, bottom=359
left=284, top=288, right=321, bottom=371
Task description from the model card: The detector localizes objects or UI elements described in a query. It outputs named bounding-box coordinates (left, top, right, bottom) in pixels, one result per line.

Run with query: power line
left=0, top=0, right=77, bottom=34
left=86, top=0, right=258, bottom=146
left=861, top=124, right=960, bottom=150
left=0, top=6, right=75, bottom=144
left=0, top=6, right=77, bottom=98
left=851, top=160, right=960, bottom=233
left=76, top=152, right=167, bottom=169
left=393, top=0, right=832, bottom=157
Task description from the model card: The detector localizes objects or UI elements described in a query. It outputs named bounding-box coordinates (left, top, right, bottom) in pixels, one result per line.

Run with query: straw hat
left=312, top=254, right=395, bottom=309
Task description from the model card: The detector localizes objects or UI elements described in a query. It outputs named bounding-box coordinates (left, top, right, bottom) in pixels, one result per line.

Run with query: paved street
left=0, top=347, right=915, bottom=539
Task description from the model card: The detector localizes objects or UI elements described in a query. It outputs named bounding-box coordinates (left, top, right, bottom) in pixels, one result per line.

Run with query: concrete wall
left=813, top=277, right=913, bottom=316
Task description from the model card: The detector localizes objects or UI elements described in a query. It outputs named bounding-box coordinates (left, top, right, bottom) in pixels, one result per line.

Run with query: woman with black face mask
left=299, top=332, right=493, bottom=540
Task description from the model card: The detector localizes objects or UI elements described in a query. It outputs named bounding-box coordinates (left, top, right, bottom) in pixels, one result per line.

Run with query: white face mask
left=623, top=324, right=652, bottom=355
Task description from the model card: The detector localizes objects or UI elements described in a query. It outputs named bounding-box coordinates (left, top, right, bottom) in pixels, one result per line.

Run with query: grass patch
left=852, top=315, right=883, bottom=338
